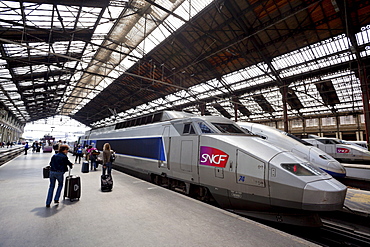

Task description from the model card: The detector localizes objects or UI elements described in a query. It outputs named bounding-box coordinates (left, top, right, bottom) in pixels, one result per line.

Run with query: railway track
left=338, top=177, right=370, bottom=191
left=250, top=210, right=370, bottom=246
left=318, top=220, right=370, bottom=246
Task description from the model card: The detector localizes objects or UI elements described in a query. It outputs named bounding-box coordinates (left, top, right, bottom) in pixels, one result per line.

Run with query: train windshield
left=211, top=123, right=245, bottom=134
left=198, top=122, right=214, bottom=133
left=317, top=139, right=341, bottom=144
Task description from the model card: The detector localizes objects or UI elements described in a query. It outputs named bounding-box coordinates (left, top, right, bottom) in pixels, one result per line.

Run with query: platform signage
left=200, top=146, right=229, bottom=168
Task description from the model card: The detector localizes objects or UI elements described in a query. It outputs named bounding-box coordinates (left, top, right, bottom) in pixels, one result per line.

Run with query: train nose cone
left=328, top=161, right=346, bottom=177
left=302, top=178, right=347, bottom=211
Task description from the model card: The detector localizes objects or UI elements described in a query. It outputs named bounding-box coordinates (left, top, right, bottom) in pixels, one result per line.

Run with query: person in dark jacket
left=74, top=144, right=83, bottom=164
left=24, top=142, right=29, bottom=155
left=46, top=144, right=73, bottom=207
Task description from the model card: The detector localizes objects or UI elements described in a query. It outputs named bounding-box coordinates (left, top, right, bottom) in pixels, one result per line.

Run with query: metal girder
left=17, top=0, right=111, bottom=8
left=253, top=95, right=275, bottom=113
left=315, top=80, right=340, bottom=106
left=212, top=103, right=232, bottom=119
left=12, top=69, right=72, bottom=82
left=0, top=27, right=93, bottom=44
left=232, top=97, right=252, bottom=117
left=2, top=53, right=83, bottom=69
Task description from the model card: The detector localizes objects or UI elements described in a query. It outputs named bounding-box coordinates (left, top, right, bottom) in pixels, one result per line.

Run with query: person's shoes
left=46, top=204, right=50, bottom=208
left=54, top=200, right=59, bottom=205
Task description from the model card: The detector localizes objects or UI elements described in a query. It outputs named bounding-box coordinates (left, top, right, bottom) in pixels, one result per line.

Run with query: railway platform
left=343, top=189, right=370, bottom=217
left=0, top=152, right=316, bottom=247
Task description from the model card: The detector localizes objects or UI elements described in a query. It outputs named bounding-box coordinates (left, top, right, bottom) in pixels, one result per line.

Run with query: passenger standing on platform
left=83, top=144, right=88, bottom=160
left=102, top=143, right=114, bottom=176
left=89, top=146, right=99, bottom=171
left=74, top=144, right=83, bottom=164
left=24, top=142, right=29, bottom=155
left=46, top=144, right=73, bottom=207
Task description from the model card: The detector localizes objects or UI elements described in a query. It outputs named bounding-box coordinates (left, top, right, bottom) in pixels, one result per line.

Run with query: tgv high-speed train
left=237, top=122, right=346, bottom=178
left=81, top=111, right=347, bottom=226
left=303, top=136, right=370, bottom=164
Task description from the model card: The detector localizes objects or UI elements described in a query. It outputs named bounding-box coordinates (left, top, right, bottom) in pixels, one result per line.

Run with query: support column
left=359, top=64, right=370, bottom=150
left=234, top=103, right=238, bottom=122
left=336, top=115, right=341, bottom=140
left=282, top=83, right=289, bottom=133
left=318, top=118, right=323, bottom=137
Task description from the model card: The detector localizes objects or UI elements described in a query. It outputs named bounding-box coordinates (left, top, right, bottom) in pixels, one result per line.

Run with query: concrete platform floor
left=0, top=152, right=317, bottom=247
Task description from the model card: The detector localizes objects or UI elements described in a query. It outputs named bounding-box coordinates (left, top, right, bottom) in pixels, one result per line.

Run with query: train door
left=168, top=123, right=199, bottom=183
left=236, top=150, right=267, bottom=189
left=160, top=125, right=170, bottom=169
left=320, top=140, right=335, bottom=156
left=315, top=140, right=327, bottom=153
left=230, top=150, right=269, bottom=208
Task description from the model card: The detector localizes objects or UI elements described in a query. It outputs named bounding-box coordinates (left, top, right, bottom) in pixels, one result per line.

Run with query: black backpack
left=53, top=144, right=59, bottom=150
left=110, top=152, right=116, bottom=162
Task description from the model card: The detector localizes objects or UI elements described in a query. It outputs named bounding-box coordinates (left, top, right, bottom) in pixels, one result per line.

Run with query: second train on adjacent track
left=237, top=122, right=347, bottom=178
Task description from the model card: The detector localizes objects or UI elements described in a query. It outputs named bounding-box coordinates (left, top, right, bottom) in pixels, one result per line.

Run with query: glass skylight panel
left=356, top=26, right=370, bottom=45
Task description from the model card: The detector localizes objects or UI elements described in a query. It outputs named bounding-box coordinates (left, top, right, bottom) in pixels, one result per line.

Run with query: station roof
left=0, top=0, right=369, bottom=128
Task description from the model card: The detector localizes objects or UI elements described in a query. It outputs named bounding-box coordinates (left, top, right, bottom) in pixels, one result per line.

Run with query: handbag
left=43, top=166, right=50, bottom=179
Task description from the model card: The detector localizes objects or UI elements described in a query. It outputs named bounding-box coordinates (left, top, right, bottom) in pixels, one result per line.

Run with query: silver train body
left=81, top=111, right=347, bottom=226
left=237, top=122, right=346, bottom=178
left=303, top=137, right=370, bottom=164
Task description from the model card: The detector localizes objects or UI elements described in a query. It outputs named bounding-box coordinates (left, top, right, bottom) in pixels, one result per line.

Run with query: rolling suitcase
left=64, top=169, right=81, bottom=201
left=81, top=161, right=89, bottom=173
left=101, top=174, right=113, bottom=192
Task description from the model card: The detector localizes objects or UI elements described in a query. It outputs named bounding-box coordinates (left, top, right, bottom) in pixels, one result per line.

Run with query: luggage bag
left=43, top=166, right=50, bottom=179
left=81, top=161, right=89, bottom=173
left=101, top=174, right=113, bottom=192
left=64, top=169, right=81, bottom=201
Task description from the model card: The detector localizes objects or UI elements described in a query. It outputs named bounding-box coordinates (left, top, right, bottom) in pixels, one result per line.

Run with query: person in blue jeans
left=102, top=143, right=114, bottom=176
left=46, top=144, right=73, bottom=207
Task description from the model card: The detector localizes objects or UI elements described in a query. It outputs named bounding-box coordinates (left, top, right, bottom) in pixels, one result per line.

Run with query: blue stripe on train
left=95, top=137, right=166, bottom=161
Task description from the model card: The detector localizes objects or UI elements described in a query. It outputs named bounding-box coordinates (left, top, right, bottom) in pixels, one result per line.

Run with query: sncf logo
left=337, top=148, right=350, bottom=153
left=200, top=146, right=229, bottom=168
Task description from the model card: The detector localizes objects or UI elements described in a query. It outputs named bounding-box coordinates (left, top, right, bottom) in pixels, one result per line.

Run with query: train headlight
left=281, top=162, right=323, bottom=176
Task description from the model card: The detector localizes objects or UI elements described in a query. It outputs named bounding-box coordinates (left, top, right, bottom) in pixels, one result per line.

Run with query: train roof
left=113, top=110, right=237, bottom=130
left=87, top=111, right=240, bottom=136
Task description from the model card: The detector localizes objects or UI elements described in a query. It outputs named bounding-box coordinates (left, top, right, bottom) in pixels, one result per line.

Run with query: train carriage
left=81, top=111, right=347, bottom=226
left=303, top=137, right=370, bottom=164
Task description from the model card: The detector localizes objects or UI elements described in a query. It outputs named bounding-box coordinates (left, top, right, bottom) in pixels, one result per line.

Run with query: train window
left=212, top=123, right=244, bottom=134
left=256, top=133, right=267, bottom=139
left=198, top=122, right=214, bottom=133
left=281, top=163, right=323, bottom=176
left=286, top=133, right=313, bottom=146
left=183, top=123, right=196, bottom=134
left=317, top=139, right=331, bottom=145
